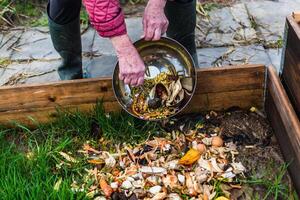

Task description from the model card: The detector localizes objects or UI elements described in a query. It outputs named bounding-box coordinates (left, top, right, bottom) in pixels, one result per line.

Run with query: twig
left=15, top=37, right=47, bottom=48
left=3, top=69, right=56, bottom=86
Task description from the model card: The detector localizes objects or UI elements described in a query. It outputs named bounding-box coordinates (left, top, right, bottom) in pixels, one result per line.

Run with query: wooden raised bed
left=0, top=64, right=299, bottom=195
left=281, top=15, right=300, bottom=118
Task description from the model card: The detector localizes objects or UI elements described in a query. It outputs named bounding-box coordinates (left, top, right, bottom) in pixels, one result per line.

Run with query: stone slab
left=92, top=18, right=143, bottom=56
left=0, top=30, right=23, bottom=59
left=228, top=45, right=271, bottom=66
left=0, top=60, right=60, bottom=86
left=84, top=55, right=117, bottom=78
left=267, top=48, right=282, bottom=73
left=245, top=0, right=300, bottom=44
left=81, top=28, right=96, bottom=56
left=230, top=3, right=252, bottom=28
left=25, top=70, right=60, bottom=85
left=210, top=7, right=241, bottom=33
left=197, top=47, right=228, bottom=68
left=196, top=4, right=257, bottom=47
left=197, top=45, right=271, bottom=68
left=10, top=28, right=59, bottom=60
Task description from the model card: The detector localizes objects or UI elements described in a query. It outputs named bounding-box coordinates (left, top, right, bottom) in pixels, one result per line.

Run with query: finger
left=162, top=20, right=169, bottom=34
left=142, top=18, right=147, bottom=39
left=145, top=23, right=155, bottom=41
left=124, top=77, right=131, bottom=85
left=136, top=76, right=144, bottom=86
left=153, top=28, right=162, bottom=41
left=118, top=63, right=126, bottom=80
left=130, top=76, right=138, bottom=86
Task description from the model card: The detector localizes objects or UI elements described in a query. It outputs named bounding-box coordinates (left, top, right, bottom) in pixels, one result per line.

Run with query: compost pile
left=66, top=108, right=281, bottom=200
left=73, top=134, right=246, bottom=200
left=64, top=108, right=292, bottom=200
left=130, top=70, right=193, bottom=120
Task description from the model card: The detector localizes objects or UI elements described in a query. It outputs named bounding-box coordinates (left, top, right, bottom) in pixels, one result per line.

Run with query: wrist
left=147, top=0, right=167, bottom=9
left=110, top=34, right=133, bottom=54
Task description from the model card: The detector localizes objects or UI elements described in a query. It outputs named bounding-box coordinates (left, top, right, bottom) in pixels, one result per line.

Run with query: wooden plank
left=0, top=64, right=265, bottom=112
left=184, top=89, right=264, bottom=113
left=292, top=11, right=300, bottom=23
left=196, top=64, right=265, bottom=94
left=282, top=16, right=300, bottom=118
left=266, top=66, right=300, bottom=196
left=0, top=78, right=115, bottom=112
left=0, top=64, right=265, bottom=127
left=0, top=102, right=122, bottom=126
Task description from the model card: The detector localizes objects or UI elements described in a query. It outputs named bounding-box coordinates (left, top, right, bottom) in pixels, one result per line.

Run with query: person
left=47, top=0, right=198, bottom=86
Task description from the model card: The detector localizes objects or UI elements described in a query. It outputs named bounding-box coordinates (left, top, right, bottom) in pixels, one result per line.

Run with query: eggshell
left=211, top=136, right=224, bottom=147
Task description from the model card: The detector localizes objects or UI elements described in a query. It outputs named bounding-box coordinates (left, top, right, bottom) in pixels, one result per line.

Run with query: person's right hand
left=111, top=35, right=145, bottom=86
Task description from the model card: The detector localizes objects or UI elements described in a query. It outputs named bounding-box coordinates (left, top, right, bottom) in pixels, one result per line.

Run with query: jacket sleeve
left=83, top=0, right=127, bottom=37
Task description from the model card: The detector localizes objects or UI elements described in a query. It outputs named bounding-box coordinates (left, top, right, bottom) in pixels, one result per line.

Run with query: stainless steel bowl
left=112, top=37, right=197, bottom=121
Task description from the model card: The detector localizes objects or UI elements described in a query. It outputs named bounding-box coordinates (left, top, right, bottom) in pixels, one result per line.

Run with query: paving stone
left=202, top=32, right=235, bottom=47
left=196, top=4, right=257, bottom=47
left=82, top=28, right=96, bottom=56
left=197, top=45, right=271, bottom=68
left=235, top=28, right=258, bottom=43
left=0, top=60, right=60, bottom=86
left=245, top=0, right=300, bottom=44
left=92, top=18, right=143, bottom=56
left=210, top=7, right=241, bottom=33
left=0, top=30, right=23, bottom=59
left=25, top=70, right=60, bottom=85
left=11, top=29, right=59, bottom=60
left=197, top=47, right=228, bottom=68
left=33, top=26, right=49, bottom=33
left=230, top=3, right=252, bottom=28
left=84, top=55, right=117, bottom=78
left=228, top=45, right=271, bottom=66
left=125, top=17, right=143, bottom=42
left=267, top=48, right=283, bottom=73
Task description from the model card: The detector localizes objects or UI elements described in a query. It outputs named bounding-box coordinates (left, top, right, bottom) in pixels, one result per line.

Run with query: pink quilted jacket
left=83, top=0, right=127, bottom=37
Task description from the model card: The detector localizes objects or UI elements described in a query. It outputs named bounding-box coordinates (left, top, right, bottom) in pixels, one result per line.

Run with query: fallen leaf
left=100, top=178, right=113, bottom=197
left=54, top=177, right=62, bottom=191
left=59, top=152, right=78, bottom=163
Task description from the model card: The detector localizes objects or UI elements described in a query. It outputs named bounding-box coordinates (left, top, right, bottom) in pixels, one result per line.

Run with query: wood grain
left=0, top=102, right=122, bottom=126
left=0, top=64, right=265, bottom=127
left=196, top=64, right=265, bottom=94
left=266, top=66, right=300, bottom=196
left=282, top=16, right=300, bottom=118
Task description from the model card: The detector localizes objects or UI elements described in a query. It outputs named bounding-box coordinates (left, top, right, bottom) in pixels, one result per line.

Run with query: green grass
left=80, top=9, right=89, bottom=30
left=0, top=102, right=160, bottom=199
left=240, top=162, right=298, bottom=200
left=203, top=3, right=220, bottom=12
left=31, top=14, right=48, bottom=27
left=0, top=129, right=88, bottom=199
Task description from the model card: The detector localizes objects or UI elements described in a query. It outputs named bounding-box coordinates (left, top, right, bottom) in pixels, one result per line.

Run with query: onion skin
left=99, top=178, right=113, bottom=197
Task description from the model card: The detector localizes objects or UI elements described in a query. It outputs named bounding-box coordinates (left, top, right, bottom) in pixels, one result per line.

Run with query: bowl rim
left=112, top=36, right=197, bottom=121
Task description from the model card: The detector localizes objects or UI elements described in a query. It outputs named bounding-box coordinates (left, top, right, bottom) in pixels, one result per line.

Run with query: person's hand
left=111, top=34, right=145, bottom=86
left=142, top=0, right=168, bottom=41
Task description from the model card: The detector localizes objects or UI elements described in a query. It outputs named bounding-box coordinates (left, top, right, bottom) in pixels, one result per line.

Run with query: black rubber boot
left=47, top=6, right=83, bottom=80
left=165, top=0, right=199, bottom=66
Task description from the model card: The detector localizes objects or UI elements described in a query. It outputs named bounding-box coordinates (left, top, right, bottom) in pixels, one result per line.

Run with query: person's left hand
left=142, top=0, right=168, bottom=41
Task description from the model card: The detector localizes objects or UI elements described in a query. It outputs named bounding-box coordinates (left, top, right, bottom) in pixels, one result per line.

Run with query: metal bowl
left=112, top=37, right=197, bottom=121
